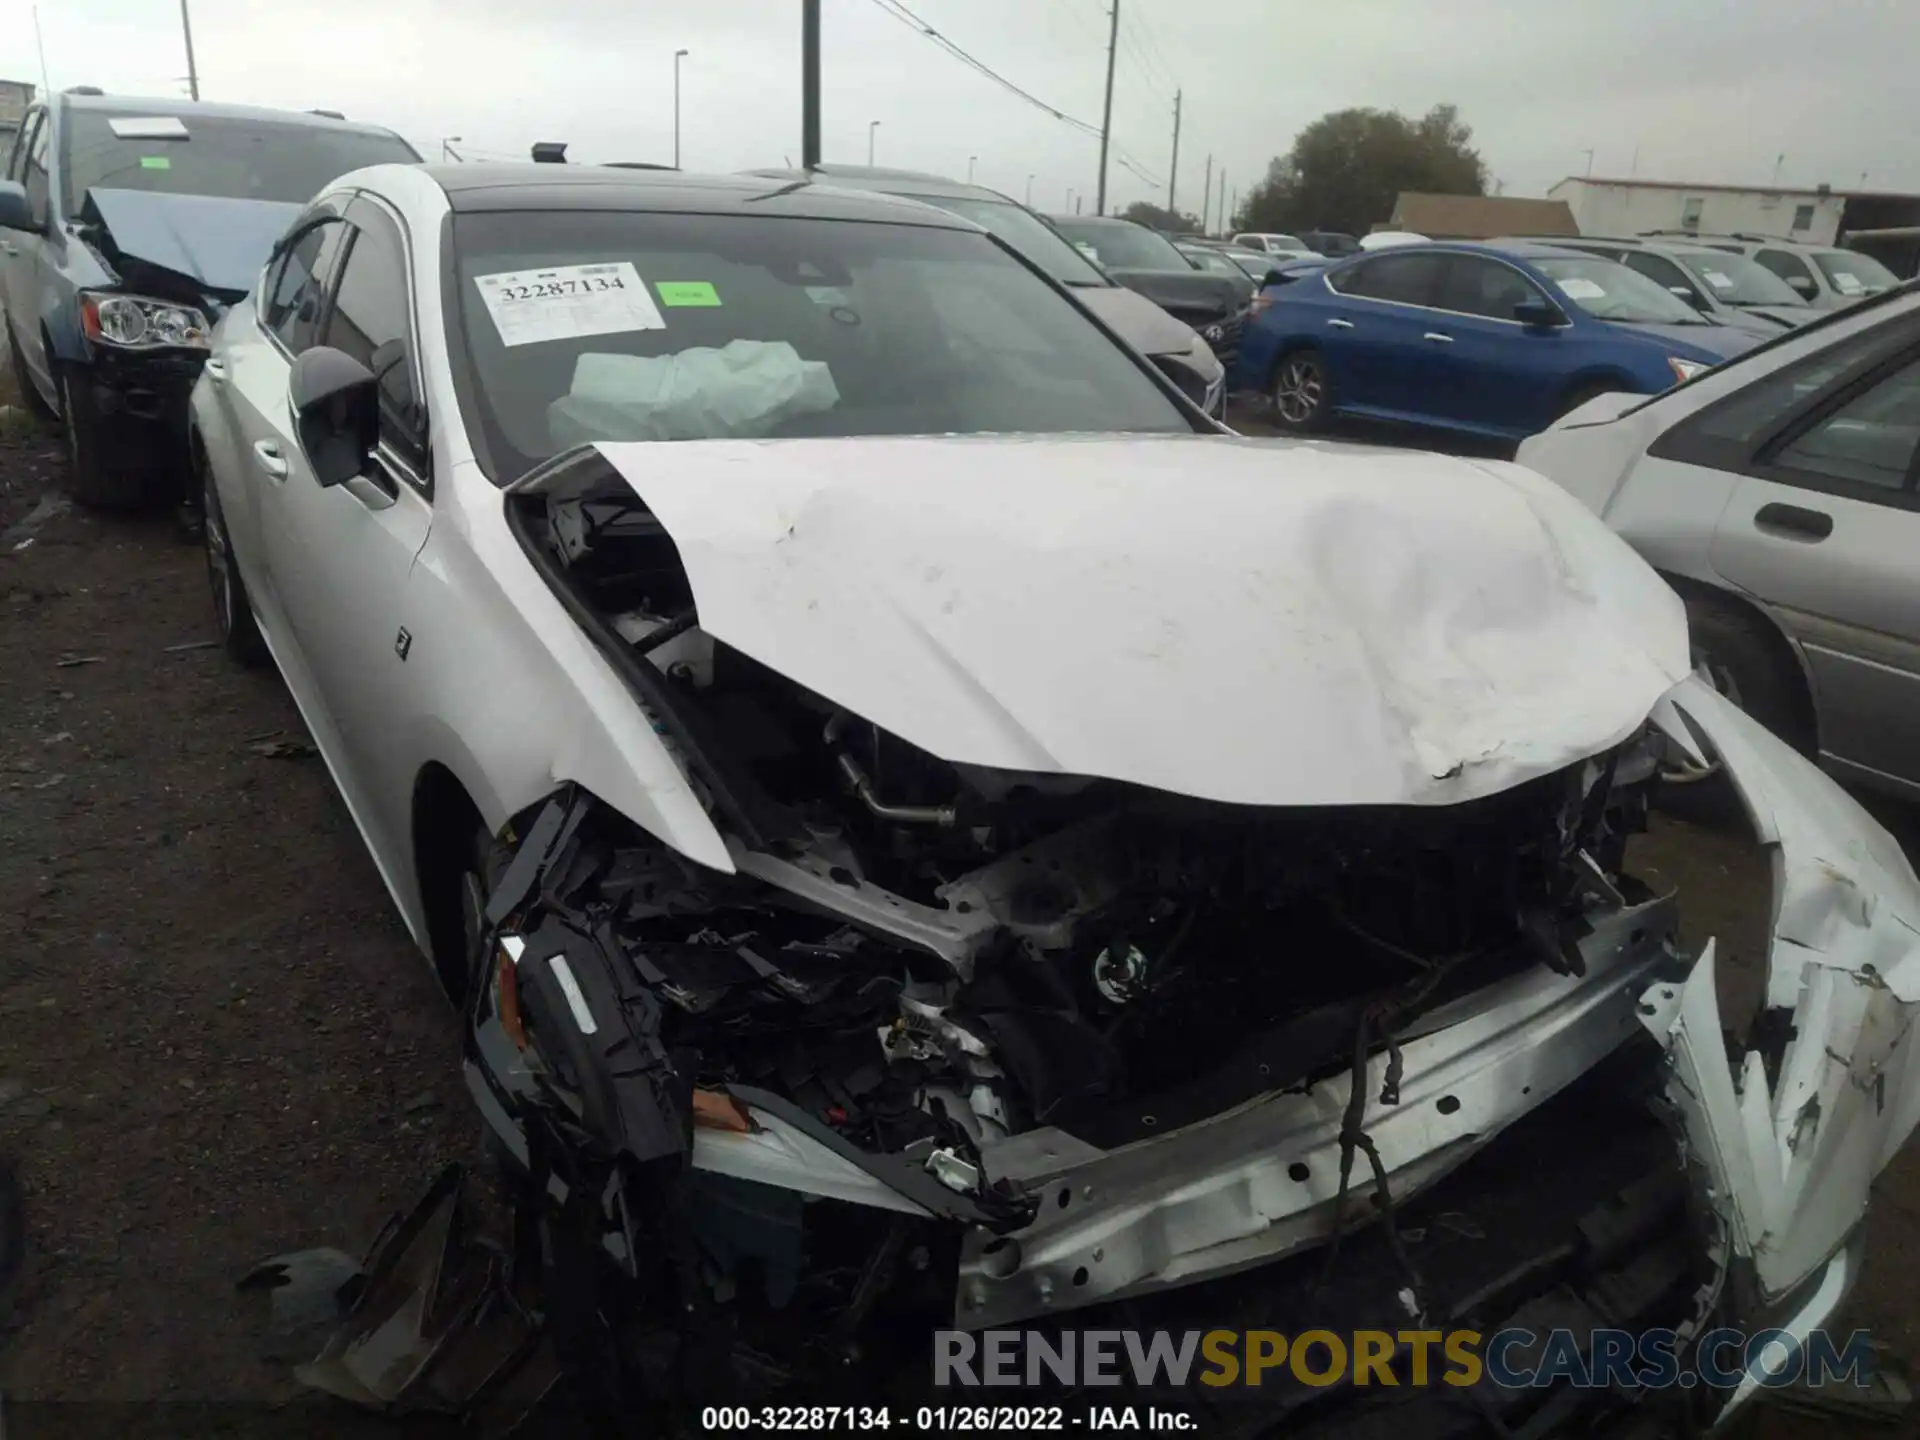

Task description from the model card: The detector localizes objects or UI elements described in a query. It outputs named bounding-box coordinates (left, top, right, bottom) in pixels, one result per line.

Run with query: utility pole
left=1217, top=169, right=1226, bottom=233
left=179, top=0, right=201, bottom=100
left=1229, top=185, right=1237, bottom=231
left=868, top=120, right=880, bottom=165
left=968, top=155, right=977, bottom=184
left=1166, top=90, right=1181, bottom=215
left=1095, top=0, right=1120, bottom=214
left=801, top=0, right=821, bottom=169
left=1026, top=174, right=1034, bottom=206
left=1200, top=153, right=1211, bottom=233
left=673, top=49, right=689, bottom=169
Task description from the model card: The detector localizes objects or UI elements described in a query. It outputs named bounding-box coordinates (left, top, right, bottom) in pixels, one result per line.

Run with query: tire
left=59, top=367, right=146, bottom=510
left=1269, top=347, right=1330, bottom=433
left=5, top=327, right=55, bottom=421
left=446, top=821, right=508, bottom=1007
left=1658, top=594, right=1812, bottom=827
left=200, top=451, right=269, bottom=668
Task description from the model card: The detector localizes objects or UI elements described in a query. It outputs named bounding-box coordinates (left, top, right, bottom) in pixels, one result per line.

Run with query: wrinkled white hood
left=585, top=434, right=1690, bottom=807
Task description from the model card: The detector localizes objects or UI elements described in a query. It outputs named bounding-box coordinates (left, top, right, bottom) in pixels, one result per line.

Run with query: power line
left=866, top=0, right=1101, bottom=137
left=1121, top=5, right=1182, bottom=94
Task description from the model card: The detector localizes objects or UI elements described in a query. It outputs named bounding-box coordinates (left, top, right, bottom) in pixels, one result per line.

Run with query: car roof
left=58, top=89, right=405, bottom=142
left=1334, top=239, right=1582, bottom=263
left=418, top=162, right=982, bottom=226
left=740, top=164, right=1019, bottom=207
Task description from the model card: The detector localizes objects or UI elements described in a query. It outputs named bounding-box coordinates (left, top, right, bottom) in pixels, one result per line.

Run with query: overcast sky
left=8, top=0, right=1919, bottom=220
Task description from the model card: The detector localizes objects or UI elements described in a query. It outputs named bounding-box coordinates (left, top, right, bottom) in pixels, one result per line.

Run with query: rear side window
left=1622, top=251, right=1695, bottom=300
left=262, top=218, right=347, bottom=355
left=1330, top=253, right=1442, bottom=305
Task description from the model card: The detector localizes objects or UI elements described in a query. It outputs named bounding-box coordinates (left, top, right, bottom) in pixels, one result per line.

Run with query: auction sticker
left=473, top=262, right=665, bottom=347
left=1555, top=277, right=1607, bottom=300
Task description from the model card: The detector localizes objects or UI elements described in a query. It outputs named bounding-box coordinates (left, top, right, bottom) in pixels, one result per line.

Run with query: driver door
left=258, top=194, right=435, bottom=875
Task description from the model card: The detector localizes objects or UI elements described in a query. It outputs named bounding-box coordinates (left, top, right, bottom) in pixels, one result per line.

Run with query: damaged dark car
left=0, top=88, right=417, bottom=509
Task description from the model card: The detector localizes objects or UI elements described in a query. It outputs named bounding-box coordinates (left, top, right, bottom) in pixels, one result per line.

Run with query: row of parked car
left=3, top=83, right=1920, bottom=1439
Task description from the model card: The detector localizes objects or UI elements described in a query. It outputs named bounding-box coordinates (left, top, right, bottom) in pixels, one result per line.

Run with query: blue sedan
left=1233, top=241, right=1759, bottom=440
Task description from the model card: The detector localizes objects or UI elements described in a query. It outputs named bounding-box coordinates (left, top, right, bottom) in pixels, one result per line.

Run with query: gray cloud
left=8, top=0, right=1917, bottom=220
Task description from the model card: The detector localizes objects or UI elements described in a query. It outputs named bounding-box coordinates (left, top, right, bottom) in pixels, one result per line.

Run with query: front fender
left=1642, top=677, right=1920, bottom=1301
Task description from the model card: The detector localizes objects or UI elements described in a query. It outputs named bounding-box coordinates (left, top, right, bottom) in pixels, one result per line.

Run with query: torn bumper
left=957, top=894, right=1677, bottom=1328
left=1644, top=676, right=1920, bottom=1423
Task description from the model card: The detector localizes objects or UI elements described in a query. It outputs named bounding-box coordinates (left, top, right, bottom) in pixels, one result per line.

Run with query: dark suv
left=0, top=88, right=418, bottom=508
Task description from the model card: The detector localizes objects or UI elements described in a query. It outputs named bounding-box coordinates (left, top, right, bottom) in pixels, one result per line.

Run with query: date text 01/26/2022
left=699, top=1405, right=1198, bottom=1432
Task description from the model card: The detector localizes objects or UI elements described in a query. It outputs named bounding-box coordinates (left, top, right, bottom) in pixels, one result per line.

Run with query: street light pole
left=1166, top=89, right=1181, bottom=215
left=179, top=0, right=201, bottom=100
left=1026, top=174, right=1034, bottom=206
left=968, top=155, right=977, bottom=184
left=673, top=49, right=689, bottom=168
left=440, top=136, right=463, bottom=162
left=868, top=119, right=880, bottom=166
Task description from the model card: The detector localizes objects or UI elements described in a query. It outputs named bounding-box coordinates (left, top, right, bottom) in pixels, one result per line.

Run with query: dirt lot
left=0, top=393, right=1917, bottom=1436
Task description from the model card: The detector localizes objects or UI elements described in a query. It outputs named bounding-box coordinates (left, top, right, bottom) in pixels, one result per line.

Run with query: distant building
left=1548, top=176, right=1920, bottom=277
left=0, top=79, right=33, bottom=160
left=1385, top=192, right=1579, bottom=239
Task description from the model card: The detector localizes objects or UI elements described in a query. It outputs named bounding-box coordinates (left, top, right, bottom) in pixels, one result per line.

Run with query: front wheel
left=1270, top=348, right=1330, bottom=433
left=202, top=453, right=269, bottom=667
left=6, top=327, right=55, bottom=421
left=60, top=368, right=145, bottom=510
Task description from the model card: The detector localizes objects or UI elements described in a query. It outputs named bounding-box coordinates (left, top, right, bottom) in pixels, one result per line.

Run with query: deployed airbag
left=548, top=341, right=839, bottom=446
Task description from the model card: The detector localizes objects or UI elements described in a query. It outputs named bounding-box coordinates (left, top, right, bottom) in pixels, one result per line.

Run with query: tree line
left=1121, top=103, right=1487, bottom=238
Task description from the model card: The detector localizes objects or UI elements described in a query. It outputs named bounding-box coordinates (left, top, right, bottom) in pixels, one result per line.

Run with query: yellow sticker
left=656, top=281, right=720, bottom=307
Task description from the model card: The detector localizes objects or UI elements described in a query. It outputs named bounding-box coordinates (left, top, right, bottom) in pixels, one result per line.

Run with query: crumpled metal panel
left=1643, top=676, right=1920, bottom=1302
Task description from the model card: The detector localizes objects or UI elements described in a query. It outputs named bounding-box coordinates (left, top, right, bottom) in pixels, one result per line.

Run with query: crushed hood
left=569, top=434, right=1689, bottom=808
left=82, top=188, right=303, bottom=298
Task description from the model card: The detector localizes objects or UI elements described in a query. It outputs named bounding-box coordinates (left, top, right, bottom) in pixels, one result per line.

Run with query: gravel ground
left=0, top=387, right=1914, bottom=1435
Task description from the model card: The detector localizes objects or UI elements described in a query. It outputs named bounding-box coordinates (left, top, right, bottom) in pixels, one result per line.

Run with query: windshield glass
left=1053, top=219, right=1191, bottom=271
left=1178, top=247, right=1243, bottom=277
left=900, top=193, right=1108, bottom=287
left=1672, top=250, right=1804, bottom=307
left=450, top=210, right=1191, bottom=479
left=1815, top=249, right=1899, bottom=298
left=1532, top=255, right=1708, bottom=324
left=61, top=110, right=419, bottom=213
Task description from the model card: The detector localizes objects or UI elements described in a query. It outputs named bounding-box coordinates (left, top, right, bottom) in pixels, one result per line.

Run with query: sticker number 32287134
left=473, top=262, right=667, bottom=348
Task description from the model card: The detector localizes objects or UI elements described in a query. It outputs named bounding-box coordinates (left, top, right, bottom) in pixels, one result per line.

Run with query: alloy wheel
left=1273, top=354, right=1323, bottom=426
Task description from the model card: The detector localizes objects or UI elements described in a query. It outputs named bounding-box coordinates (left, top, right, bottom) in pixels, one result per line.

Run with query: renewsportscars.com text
left=934, top=1326, right=1876, bottom=1391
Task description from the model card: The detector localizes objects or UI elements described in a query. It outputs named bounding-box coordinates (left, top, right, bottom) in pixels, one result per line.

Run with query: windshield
left=1815, top=249, right=1899, bottom=298
left=1672, top=250, right=1804, bottom=308
left=61, top=110, right=418, bottom=213
left=1532, top=255, right=1708, bottom=324
left=899, top=193, right=1108, bottom=287
left=450, top=210, right=1191, bottom=479
left=1053, top=219, right=1191, bottom=271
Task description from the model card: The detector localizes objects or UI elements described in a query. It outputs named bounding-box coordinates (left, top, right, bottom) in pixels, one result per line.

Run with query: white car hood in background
left=585, top=434, right=1690, bottom=807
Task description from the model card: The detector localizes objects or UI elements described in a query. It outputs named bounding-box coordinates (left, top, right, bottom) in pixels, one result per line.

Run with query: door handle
left=1754, top=502, right=1833, bottom=541
left=203, top=357, right=228, bottom=383
left=1423, top=332, right=1454, bottom=344
left=0, top=241, right=16, bottom=256
left=1326, top=318, right=1355, bottom=330
left=252, top=439, right=289, bottom=479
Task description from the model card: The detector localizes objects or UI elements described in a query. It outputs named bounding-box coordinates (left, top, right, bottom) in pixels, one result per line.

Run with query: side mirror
left=0, top=181, right=37, bottom=233
left=289, top=346, right=378, bottom=488
left=1514, top=297, right=1566, bottom=328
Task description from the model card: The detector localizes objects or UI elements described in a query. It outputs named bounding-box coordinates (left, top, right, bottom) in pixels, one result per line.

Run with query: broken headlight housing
left=80, top=291, right=211, bottom=351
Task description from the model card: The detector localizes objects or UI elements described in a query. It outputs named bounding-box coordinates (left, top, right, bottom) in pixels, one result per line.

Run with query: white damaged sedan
left=192, top=163, right=1920, bottom=1433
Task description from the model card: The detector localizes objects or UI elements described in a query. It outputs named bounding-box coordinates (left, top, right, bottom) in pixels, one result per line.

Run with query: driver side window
left=262, top=219, right=347, bottom=356
left=21, top=112, right=49, bottom=227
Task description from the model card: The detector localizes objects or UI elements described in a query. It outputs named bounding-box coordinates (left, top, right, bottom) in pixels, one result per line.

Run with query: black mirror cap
left=290, top=346, right=379, bottom=488
left=0, top=181, right=37, bottom=233
left=1514, top=298, right=1567, bottom=328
